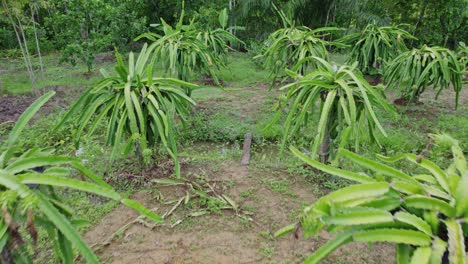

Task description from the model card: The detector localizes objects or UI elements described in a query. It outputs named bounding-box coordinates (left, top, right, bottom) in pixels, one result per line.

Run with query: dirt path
left=84, top=84, right=394, bottom=263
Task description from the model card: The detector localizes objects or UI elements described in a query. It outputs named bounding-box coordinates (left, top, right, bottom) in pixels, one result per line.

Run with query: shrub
left=384, top=45, right=463, bottom=107
left=271, top=57, right=395, bottom=163
left=57, top=45, right=198, bottom=177
left=196, top=8, right=244, bottom=62
left=277, top=134, right=467, bottom=264
left=340, top=24, right=415, bottom=75
left=0, top=91, right=161, bottom=263
left=456, top=42, right=467, bottom=76
left=136, top=6, right=240, bottom=88
left=254, top=6, right=341, bottom=86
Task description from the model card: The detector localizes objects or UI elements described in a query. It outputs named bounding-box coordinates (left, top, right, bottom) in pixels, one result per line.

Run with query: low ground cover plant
left=57, top=45, right=197, bottom=177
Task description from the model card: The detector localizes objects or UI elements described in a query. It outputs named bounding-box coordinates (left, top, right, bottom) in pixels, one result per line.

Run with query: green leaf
left=6, top=91, right=55, bottom=147
left=311, top=90, right=336, bottom=159
left=353, top=228, right=431, bottom=246
left=57, top=232, right=74, bottom=264
left=121, top=199, right=162, bottom=223
left=360, top=196, right=401, bottom=211
left=219, top=8, right=229, bottom=29
left=290, top=146, right=375, bottom=183
left=274, top=224, right=295, bottom=238
left=406, top=155, right=450, bottom=193
left=6, top=156, right=75, bottom=174
left=392, top=181, right=423, bottom=195
left=404, top=195, right=456, bottom=217
left=397, top=244, right=413, bottom=264
left=326, top=182, right=390, bottom=204
left=18, top=173, right=121, bottom=200
left=429, top=237, right=447, bottom=264
left=35, top=192, right=99, bottom=264
left=71, top=161, right=111, bottom=188
left=323, top=208, right=393, bottom=226
left=394, top=212, right=432, bottom=235
left=304, top=229, right=354, bottom=264
left=410, top=247, right=431, bottom=264
left=339, top=149, right=418, bottom=184
left=0, top=220, right=8, bottom=252
left=445, top=219, right=466, bottom=264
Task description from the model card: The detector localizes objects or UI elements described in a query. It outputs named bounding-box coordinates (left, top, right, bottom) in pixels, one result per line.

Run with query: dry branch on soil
left=91, top=177, right=257, bottom=249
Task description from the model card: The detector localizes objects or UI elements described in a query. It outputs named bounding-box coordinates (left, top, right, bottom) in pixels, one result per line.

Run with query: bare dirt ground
left=386, top=84, right=468, bottom=111
left=84, top=83, right=395, bottom=263
left=0, top=86, right=74, bottom=124
left=85, top=161, right=394, bottom=264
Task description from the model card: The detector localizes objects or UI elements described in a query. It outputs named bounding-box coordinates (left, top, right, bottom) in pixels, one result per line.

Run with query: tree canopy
left=1, top=0, right=466, bottom=52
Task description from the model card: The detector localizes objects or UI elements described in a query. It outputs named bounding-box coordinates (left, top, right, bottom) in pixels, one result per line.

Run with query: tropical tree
left=384, top=45, right=463, bottom=107
left=28, top=0, right=46, bottom=76
left=0, top=91, right=161, bottom=263
left=270, top=57, right=395, bottom=163
left=339, top=24, right=415, bottom=75
left=0, top=0, right=39, bottom=92
left=255, top=8, right=340, bottom=86
left=56, top=45, right=198, bottom=177
left=52, top=0, right=113, bottom=73
left=277, top=134, right=467, bottom=264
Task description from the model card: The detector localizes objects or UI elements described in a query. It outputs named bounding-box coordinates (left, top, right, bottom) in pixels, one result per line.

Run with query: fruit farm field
left=1, top=1, right=467, bottom=263
left=0, top=51, right=466, bottom=263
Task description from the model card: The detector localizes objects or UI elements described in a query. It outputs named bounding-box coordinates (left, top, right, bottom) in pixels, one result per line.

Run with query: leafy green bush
left=384, top=45, right=463, bottom=107
left=271, top=57, right=395, bottom=163
left=255, top=9, right=339, bottom=85
left=197, top=8, right=244, bottom=62
left=136, top=6, right=239, bottom=88
left=57, top=45, right=198, bottom=177
left=340, top=24, right=414, bottom=75
left=0, top=91, right=161, bottom=263
left=456, top=42, right=467, bottom=76
left=277, top=134, right=467, bottom=264
left=59, top=37, right=111, bottom=73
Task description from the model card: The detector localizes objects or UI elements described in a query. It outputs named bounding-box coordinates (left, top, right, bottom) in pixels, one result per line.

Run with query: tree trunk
left=324, top=0, right=334, bottom=27
left=412, top=0, right=429, bottom=45
left=2, top=0, right=38, bottom=93
left=12, top=25, right=33, bottom=83
left=30, top=6, right=44, bottom=76
left=324, top=0, right=335, bottom=44
left=319, top=123, right=331, bottom=164
left=228, top=0, right=234, bottom=48
left=0, top=246, right=13, bottom=264
left=17, top=17, right=39, bottom=95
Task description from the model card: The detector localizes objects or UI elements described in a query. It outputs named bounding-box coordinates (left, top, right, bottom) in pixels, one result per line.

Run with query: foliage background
left=1, top=0, right=466, bottom=54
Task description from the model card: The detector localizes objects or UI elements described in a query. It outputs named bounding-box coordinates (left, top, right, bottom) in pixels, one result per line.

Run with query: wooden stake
left=241, top=133, right=252, bottom=165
